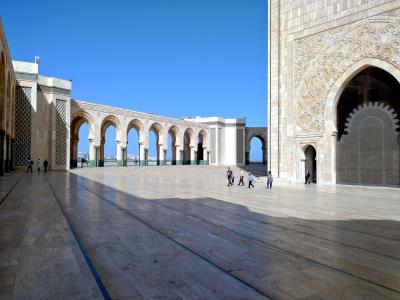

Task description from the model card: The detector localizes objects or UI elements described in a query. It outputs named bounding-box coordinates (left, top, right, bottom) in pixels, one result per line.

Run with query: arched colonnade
left=70, top=101, right=210, bottom=168
left=0, top=41, right=17, bottom=176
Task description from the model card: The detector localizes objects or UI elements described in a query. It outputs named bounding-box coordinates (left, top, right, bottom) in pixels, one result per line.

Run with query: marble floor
left=1, top=166, right=400, bottom=299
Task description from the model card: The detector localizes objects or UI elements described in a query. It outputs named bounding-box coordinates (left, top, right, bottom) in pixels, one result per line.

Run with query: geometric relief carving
left=210, top=128, right=216, bottom=164
left=296, top=17, right=400, bottom=133
left=336, top=103, right=400, bottom=186
left=294, top=27, right=343, bottom=89
left=15, top=86, right=31, bottom=166
left=236, top=128, right=244, bottom=164
left=55, top=99, right=67, bottom=166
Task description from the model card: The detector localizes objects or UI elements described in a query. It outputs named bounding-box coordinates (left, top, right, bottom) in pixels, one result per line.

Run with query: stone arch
left=324, top=58, right=400, bottom=133
left=70, top=111, right=95, bottom=168
left=126, top=118, right=144, bottom=166
left=99, top=115, right=122, bottom=167
left=302, top=144, right=317, bottom=184
left=321, top=60, right=400, bottom=184
left=297, top=16, right=400, bottom=133
left=197, top=129, right=209, bottom=164
left=148, top=122, right=164, bottom=165
left=167, top=125, right=180, bottom=165
left=183, top=128, right=195, bottom=165
left=245, top=128, right=267, bottom=165
left=127, top=118, right=145, bottom=143
left=334, top=65, right=400, bottom=186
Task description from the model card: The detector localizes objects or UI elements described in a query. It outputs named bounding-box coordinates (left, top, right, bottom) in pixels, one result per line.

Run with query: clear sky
left=1, top=0, right=267, bottom=160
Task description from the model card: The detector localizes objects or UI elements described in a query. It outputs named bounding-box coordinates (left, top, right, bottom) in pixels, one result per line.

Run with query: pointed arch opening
left=183, top=128, right=195, bottom=165
left=303, top=145, right=317, bottom=184
left=336, top=66, right=400, bottom=186
left=127, top=119, right=144, bottom=166
left=148, top=122, right=163, bottom=166
left=168, top=125, right=180, bottom=165
left=70, top=112, right=95, bottom=168
left=100, top=115, right=121, bottom=167
left=197, top=130, right=208, bottom=165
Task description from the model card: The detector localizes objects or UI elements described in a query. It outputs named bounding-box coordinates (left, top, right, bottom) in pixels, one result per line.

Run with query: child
left=248, top=173, right=254, bottom=188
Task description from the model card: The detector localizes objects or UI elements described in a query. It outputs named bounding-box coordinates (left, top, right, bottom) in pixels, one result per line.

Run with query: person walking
left=36, top=158, right=42, bottom=173
left=26, top=158, right=33, bottom=173
left=305, top=171, right=311, bottom=184
left=248, top=173, right=255, bottom=189
left=238, top=171, right=245, bottom=186
left=226, top=167, right=233, bottom=186
left=267, top=171, right=273, bottom=189
left=231, top=169, right=235, bottom=185
left=43, top=159, right=48, bottom=172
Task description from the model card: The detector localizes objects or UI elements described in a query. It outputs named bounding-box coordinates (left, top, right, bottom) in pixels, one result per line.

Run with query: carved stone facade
left=296, top=17, right=400, bottom=133
left=268, top=1, right=400, bottom=185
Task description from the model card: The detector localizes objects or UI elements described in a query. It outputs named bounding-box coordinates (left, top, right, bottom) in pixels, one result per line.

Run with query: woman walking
left=267, top=171, right=273, bottom=189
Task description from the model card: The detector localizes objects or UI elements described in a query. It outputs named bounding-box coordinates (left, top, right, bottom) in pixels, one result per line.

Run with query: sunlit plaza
left=2, top=0, right=400, bottom=299
left=1, top=166, right=400, bottom=299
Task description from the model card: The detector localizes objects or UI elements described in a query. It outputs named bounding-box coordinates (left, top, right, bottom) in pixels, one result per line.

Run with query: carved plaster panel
left=295, top=17, right=400, bottom=133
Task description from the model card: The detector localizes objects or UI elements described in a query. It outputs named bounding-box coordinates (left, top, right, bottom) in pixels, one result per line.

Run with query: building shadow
left=39, top=171, right=400, bottom=300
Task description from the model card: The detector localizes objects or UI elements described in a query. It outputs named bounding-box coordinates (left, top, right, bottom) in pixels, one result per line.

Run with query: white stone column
left=89, top=142, right=96, bottom=167
left=202, top=146, right=208, bottom=165
left=299, top=158, right=306, bottom=183
left=117, top=142, right=123, bottom=166
left=331, top=132, right=337, bottom=185
left=190, top=146, right=196, bottom=165
left=158, top=144, right=166, bottom=166
left=139, top=142, right=146, bottom=166
left=175, top=145, right=182, bottom=165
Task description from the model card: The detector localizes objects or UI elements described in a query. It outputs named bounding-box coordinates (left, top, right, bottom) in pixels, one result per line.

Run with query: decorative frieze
left=295, top=17, right=400, bottom=133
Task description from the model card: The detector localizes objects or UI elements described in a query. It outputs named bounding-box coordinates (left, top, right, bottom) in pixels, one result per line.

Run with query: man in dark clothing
left=305, top=171, right=311, bottom=184
left=43, top=159, right=48, bottom=172
left=226, top=167, right=233, bottom=186
left=26, top=158, right=33, bottom=173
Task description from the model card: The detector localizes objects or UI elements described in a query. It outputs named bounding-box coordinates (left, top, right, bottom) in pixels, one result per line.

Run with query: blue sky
left=1, top=0, right=267, bottom=160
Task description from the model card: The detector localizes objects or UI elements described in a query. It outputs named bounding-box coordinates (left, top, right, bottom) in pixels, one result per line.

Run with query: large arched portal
left=336, top=67, right=400, bottom=187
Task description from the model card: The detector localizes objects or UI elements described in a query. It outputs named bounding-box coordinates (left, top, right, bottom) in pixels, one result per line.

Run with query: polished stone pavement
left=1, top=166, right=400, bottom=299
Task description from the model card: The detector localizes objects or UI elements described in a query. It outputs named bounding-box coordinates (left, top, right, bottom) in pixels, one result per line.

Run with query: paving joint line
left=74, top=179, right=273, bottom=300
left=44, top=174, right=112, bottom=300
left=0, top=172, right=25, bottom=207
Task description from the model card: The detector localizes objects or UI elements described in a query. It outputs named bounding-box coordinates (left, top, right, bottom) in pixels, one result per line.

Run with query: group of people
left=226, top=167, right=273, bottom=189
left=26, top=158, right=48, bottom=173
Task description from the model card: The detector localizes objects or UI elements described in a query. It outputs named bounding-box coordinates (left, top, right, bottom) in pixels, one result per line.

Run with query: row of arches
left=0, top=48, right=16, bottom=176
left=70, top=112, right=209, bottom=168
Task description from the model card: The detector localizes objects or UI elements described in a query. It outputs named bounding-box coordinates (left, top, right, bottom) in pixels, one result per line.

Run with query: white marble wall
left=268, top=0, right=400, bottom=184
